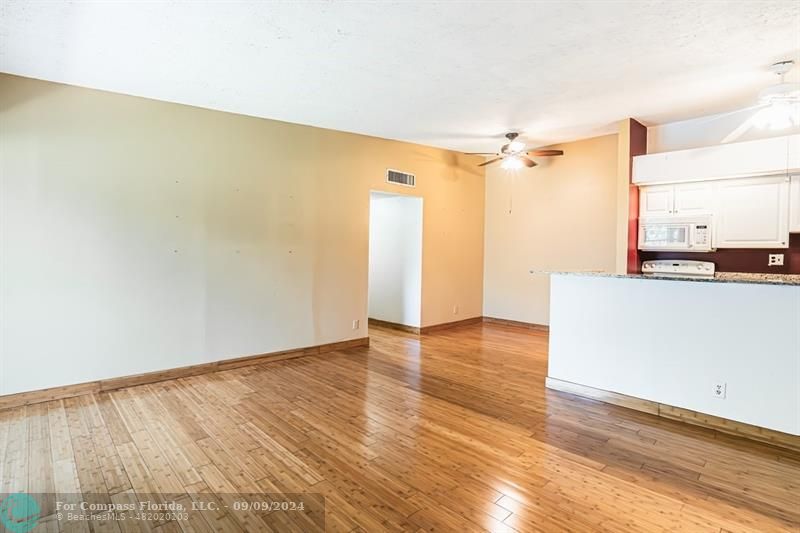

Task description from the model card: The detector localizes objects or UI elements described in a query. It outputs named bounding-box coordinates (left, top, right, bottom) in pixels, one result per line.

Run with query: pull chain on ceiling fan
left=465, top=132, right=564, bottom=169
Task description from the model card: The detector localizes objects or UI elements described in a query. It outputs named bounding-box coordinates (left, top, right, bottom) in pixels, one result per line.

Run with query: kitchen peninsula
left=547, top=272, right=800, bottom=449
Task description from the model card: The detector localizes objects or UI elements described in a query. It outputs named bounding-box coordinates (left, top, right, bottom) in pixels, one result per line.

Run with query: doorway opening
left=368, top=191, right=423, bottom=329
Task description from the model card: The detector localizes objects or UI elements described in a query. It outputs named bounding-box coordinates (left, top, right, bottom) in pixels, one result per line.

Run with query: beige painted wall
left=0, top=74, right=484, bottom=395
left=483, top=134, right=619, bottom=325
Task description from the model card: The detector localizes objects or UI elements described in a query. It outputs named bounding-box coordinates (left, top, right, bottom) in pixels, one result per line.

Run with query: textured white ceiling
left=1, top=1, right=798, bottom=152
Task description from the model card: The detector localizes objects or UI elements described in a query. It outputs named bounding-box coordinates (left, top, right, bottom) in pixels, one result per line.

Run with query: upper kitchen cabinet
left=639, top=185, right=674, bottom=216
left=789, top=136, right=800, bottom=172
left=640, top=182, right=713, bottom=217
left=791, top=175, right=800, bottom=233
left=673, top=182, right=713, bottom=215
left=714, top=176, right=790, bottom=248
left=633, top=134, right=798, bottom=185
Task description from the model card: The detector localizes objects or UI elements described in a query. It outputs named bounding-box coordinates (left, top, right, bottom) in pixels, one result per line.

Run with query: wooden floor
left=2, top=323, right=798, bottom=532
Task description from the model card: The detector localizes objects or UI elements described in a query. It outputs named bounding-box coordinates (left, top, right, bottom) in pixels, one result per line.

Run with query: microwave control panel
left=694, top=224, right=709, bottom=246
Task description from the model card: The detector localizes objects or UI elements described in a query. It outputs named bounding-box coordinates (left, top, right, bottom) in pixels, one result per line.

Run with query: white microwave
left=638, top=216, right=713, bottom=252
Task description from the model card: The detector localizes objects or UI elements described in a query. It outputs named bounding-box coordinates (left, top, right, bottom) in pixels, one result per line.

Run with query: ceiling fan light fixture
left=501, top=156, right=524, bottom=170
left=752, top=60, right=800, bottom=130
left=753, top=101, right=800, bottom=130
left=468, top=132, right=563, bottom=168
left=507, top=140, right=526, bottom=153
left=726, top=60, right=800, bottom=142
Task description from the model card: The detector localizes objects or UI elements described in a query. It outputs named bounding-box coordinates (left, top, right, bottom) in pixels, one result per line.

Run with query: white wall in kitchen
left=549, top=274, right=800, bottom=435
left=648, top=107, right=800, bottom=153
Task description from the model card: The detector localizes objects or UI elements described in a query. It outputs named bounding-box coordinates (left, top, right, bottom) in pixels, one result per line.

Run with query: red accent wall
left=626, top=120, right=647, bottom=274
left=640, top=234, right=800, bottom=274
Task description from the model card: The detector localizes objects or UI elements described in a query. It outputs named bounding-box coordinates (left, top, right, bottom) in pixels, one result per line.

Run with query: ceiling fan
left=722, top=60, right=800, bottom=143
left=465, top=132, right=564, bottom=169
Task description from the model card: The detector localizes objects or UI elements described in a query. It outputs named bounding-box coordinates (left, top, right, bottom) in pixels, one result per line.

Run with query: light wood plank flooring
left=1, top=323, right=798, bottom=532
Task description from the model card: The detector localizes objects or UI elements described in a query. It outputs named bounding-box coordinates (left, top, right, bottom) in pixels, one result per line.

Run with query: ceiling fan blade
left=720, top=104, right=770, bottom=144
left=721, top=115, right=758, bottom=144
left=692, top=104, right=764, bottom=125
left=521, top=156, right=537, bottom=168
left=527, top=149, right=564, bottom=157
left=478, top=157, right=503, bottom=167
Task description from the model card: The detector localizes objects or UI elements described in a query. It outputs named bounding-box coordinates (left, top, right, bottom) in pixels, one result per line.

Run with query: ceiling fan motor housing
left=760, top=60, right=800, bottom=104
left=770, top=60, right=794, bottom=76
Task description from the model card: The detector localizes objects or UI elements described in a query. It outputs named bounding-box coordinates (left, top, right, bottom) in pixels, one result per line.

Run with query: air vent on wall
left=386, top=169, right=416, bottom=187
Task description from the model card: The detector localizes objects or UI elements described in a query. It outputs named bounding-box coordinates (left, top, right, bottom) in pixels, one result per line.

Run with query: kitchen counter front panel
left=548, top=274, right=800, bottom=435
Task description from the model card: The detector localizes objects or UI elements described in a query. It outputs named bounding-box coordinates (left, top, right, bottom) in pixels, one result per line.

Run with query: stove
left=641, top=260, right=715, bottom=279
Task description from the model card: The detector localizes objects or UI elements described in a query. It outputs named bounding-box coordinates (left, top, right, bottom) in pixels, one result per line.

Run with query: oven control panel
left=641, top=260, right=715, bottom=278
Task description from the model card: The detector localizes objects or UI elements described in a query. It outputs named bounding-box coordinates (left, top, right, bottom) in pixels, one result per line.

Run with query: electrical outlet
left=352, top=319, right=359, bottom=330
left=768, top=254, right=784, bottom=266
left=452, top=304, right=459, bottom=315
left=713, top=382, right=727, bottom=399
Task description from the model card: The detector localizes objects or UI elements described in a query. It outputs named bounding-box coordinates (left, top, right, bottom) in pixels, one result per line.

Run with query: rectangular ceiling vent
left=386, top=169, right=416, bottom=187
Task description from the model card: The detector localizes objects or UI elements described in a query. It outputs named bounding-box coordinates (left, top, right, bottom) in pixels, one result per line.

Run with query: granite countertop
left=532, top=270, right=800, bottom=286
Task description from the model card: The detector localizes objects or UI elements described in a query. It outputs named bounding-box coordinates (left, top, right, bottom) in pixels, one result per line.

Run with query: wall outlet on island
left=452, top=304, right=459, bottom=315
left=768, top=254, right=784, bottom=266
left=352, top=319, right=360, bottom=330
left=713, top=382, right=727, bottom=400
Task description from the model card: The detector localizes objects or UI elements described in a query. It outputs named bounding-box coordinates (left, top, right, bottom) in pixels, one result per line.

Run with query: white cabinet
left=673, top=182, right=713, bottom=215
left=633, top=134, right=798, bottom=185
left=791, top=175, right=800, bottom=233
left=714, top=176, right=790, bottom=248
left=789, top=136, right=800, bottom=172
left=640, top=185, right=674, bottom=216
left=640, top=182, right=712, bottom=217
